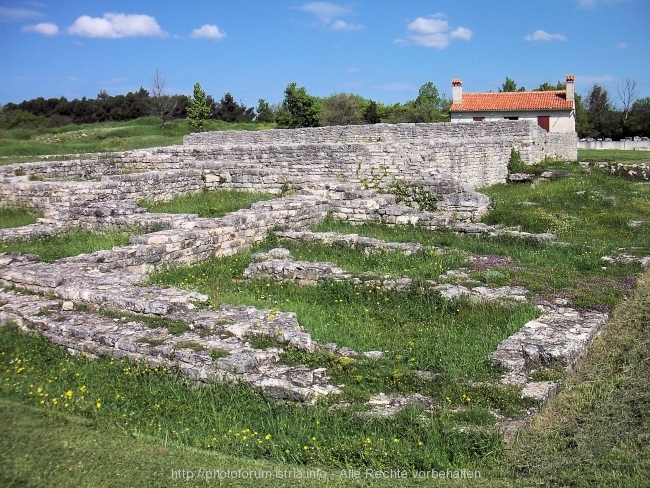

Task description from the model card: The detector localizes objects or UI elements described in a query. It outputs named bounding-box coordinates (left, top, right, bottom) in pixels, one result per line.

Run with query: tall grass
left=140, top=188, right=276, bottom=218
left=0, top=207, right=43, bottom=229
left=0, top=325, right=503, bottom=471
left=0, top=230, right=132, bottom=262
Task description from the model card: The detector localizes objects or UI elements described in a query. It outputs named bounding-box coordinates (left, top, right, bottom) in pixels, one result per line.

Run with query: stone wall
left=183, top=121, right=535, bottom=145
left=1, top=121, right=577, bottom=202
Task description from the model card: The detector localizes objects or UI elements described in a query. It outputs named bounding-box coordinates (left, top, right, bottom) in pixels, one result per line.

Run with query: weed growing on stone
left=312, top=214, right=642, bottom=311
left=98, top=309, right=191, bottom=335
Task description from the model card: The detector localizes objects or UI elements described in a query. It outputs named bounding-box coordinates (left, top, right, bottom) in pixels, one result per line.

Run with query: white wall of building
left=451, top=110, right=575, bottom=133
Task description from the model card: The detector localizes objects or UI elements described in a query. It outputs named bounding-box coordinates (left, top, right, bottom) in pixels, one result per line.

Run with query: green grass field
left=1, top=268, right=648, bottom=487
left=0, top=117, right=276, bottom=166
left=1, top=139, right=649, bottom=485
left=578, top=148, right=650, bottom=163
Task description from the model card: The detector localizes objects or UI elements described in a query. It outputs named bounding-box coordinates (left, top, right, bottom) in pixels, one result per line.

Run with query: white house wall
left=451, top=110, right=575, bottom=133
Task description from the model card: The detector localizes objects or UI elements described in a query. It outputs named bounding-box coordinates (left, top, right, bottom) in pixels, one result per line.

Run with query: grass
left=312, top=216, right=639, bottom=312
left=140, top=188, right=276, bottom=218
left=0, top=207, right=43, bottom=229
left=500, top=266, right=650, bottom=486
left=578, top=148, right=650, bottom=163
left=0, top=230, right=132, bottom=262
left=1, top=152, right=649, bottom=484
left=0, top=325, right=504, bottom=472
left=0, top=117, right=276, bottom=166
left=148, top=241, right=541, bottom=403
left=1, top=267, right=649, bottom=487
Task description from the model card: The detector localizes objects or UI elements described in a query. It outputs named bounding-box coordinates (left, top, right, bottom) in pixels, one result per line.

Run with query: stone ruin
left=0, top=120, right=589, bottom=411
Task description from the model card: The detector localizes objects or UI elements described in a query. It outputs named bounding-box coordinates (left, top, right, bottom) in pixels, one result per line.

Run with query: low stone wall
left=578, top=138, right=650, bottom=150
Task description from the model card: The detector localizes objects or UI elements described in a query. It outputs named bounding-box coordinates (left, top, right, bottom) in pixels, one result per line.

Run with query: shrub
left=507, top=148, right=527, bottom=173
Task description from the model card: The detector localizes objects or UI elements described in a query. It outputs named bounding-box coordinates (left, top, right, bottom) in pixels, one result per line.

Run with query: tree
left=150, top=69, right=176, bottom=129
left=255, top=98, right=275, bottom=123
left=617, top=78, right=637, bottom=121
left=212, top=93, right=254, bottom=122
left=535, top=81, right=566, bottom=91
left=574, top=93, right=593, bottom=139
left=187, top=82, right=211, bottom=132
left=413, top=82, right=450, bottom=122
left=363, top=100, right=381, bottom=124
left=320, top=93, right=363, bottom=126
left=275, top=83, right=321, bottom=129
left=584, top=84, right=621, bottom=139
left=499, top=77, right=518, bottom=92
left=628, top=97, right=650, bottom=137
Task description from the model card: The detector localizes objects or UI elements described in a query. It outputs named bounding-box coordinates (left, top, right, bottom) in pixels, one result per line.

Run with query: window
left=473, top=117, right=484, bottom=122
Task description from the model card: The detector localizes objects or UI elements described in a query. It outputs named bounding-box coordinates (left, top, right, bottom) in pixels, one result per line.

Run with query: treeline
left=0, top=89, right=187, bottom=129
left=576, top=82, right=649, bottom=140
left=2, top=76, right=648, bottom=139
left=0, top=80, right=451, bottom=130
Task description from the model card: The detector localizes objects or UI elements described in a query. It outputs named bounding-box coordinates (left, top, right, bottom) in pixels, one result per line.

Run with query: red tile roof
left=450, top=90, right=573, bottom=112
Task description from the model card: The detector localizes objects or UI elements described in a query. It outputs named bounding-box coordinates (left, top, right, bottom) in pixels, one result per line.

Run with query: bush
left=507, top=148, right=527, bottom=173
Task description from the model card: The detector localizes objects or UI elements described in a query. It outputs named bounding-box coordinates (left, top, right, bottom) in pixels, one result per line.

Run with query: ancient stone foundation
left=0, top=121, right=579, bottom=404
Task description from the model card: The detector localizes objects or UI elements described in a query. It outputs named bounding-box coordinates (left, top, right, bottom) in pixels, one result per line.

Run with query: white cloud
left=190, top=24, right=226, bottom=40
left=300, top=2, right=349, bottom=22
left=330, top=20, right=363, bottom=31
left=396, top=15, right=472, bottom=49
left=616, top=42, right=627, bottom=49
left=0, top=7, right=43, bottom=22
left=21, top=22, right=58, bottom=35
left=374, top=82, right=418, bottom=91
left=68, top=13, right=165, bottom=39
left=450, top=27, right=472, bottom=41
left=346, top=67, right=361, bottom=73
left=524, top=30, right=567, bottom=42
left=299, top=2, right=361, bottom=32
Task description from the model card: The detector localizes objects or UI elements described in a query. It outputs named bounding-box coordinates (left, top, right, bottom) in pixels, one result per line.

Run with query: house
left=449, top=75, right=575, bottom=133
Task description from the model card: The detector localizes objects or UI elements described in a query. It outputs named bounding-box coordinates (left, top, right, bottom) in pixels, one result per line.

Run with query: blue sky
left=1, top=0, right=649, bottom=108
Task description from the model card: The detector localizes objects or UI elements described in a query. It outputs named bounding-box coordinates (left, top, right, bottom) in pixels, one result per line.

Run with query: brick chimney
left=452, top=78, right=463, bottom=104
left=565, top=74, right=575, bottom=102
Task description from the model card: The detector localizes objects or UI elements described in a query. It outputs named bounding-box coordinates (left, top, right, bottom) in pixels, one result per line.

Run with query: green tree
left=363, top=100, right=381, bottom=124
left=575, top=93, right=593, bottom=139
left=585, top=84, right=620, bottom=139
left=187, top=82, right=211, bottom=132
left=499, top=76, right=518, bottom=92
left=320, top=93, right=363, bottom=126
left=535, top=81, right=566, bottom=91
left=255, top=98, right=275, bottom=123
left=415, top=82, right=443, bottom=109
left=212, top=93, right=254, bottom=122
left=628, top=97, right=650, bottom=137
left=275, top=82, right=321, bottom=129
